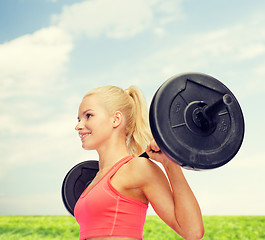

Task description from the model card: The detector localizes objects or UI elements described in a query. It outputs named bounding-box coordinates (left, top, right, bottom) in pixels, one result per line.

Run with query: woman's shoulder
left=128, top=155, right=156, bottom=169
left=127, top=156, right=165, bottom=184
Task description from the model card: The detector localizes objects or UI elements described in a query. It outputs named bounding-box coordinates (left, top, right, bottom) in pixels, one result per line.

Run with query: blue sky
left=0, top=0, right=264, bottom=216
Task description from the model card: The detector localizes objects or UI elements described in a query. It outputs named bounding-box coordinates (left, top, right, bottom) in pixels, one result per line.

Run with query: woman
left=74, top=85, right=204, bottom=240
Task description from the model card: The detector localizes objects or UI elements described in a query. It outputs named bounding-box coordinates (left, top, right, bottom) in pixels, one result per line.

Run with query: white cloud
left=119, top=11, right=265, bottom=98
left=0, top=26, right=73, bottom=98
left=161, top=26, right=264, bottom=69
left=0, top=110, right=76, bottom=171
left=236, top=44, right=265, bottom=60
left=85, top=12, right=265, bottom=99
left=0, top=26, right=76, bottom=178
left=51, top=0, right=183, bottom=39
left=198, top=188, right=265, bottom=215
left=182, top=155, right=265, bottom=215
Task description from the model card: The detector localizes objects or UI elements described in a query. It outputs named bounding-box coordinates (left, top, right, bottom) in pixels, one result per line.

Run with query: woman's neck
left=97, top=139, right=130, bottom=172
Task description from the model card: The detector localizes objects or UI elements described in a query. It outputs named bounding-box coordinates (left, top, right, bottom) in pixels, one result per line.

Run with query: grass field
left=0, top=215, right=264, bottom=239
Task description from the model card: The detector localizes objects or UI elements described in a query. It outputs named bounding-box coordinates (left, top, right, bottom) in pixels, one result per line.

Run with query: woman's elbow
left=184, top=226, right=205, bottom=240
left=192, top=227, right=205, bottom=240
left=177, top=224, right=204, bottom=240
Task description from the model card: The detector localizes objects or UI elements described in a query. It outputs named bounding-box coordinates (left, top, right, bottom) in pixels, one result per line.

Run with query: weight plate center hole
left=184, top=101, right=216, bottom=136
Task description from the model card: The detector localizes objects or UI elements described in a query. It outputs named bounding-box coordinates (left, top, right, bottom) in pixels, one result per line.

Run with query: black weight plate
left=149, top=72, right=244, bottom=170
left=62, top=160, right=99, bottom=216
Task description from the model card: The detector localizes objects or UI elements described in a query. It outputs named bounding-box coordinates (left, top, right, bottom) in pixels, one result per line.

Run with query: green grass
left=146, top=216, right=265, bottom=239
left=0, top=215, right=264, bottom=239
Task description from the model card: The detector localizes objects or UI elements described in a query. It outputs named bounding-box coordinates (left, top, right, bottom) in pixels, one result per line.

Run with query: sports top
left=74, top=155, right=148, bottom=240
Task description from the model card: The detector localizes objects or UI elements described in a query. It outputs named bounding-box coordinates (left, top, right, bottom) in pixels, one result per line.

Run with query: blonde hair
left=84, top=86, right=152, bottom=156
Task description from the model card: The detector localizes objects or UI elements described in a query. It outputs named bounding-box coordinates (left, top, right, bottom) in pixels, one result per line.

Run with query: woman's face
left=75, top=94, right=114, bottom=151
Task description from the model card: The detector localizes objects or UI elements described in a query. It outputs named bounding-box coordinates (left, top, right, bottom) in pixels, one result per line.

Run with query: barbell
left=62, top=72, right=245, bottom=216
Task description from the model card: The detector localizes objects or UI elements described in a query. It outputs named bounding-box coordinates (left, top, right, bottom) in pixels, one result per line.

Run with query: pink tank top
left=74, top=156, right=148, bottom=240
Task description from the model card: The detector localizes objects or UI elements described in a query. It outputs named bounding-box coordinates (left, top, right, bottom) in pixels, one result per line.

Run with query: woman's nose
left=75, top=122, right=83, bottom=131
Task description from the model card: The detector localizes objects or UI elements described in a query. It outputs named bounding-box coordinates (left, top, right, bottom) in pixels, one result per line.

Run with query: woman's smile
left=79, top=132, right=92, bottom=141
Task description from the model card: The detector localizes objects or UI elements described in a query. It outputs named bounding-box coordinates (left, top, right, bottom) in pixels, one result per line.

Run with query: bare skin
left=76, top=94, right=204, bottom=240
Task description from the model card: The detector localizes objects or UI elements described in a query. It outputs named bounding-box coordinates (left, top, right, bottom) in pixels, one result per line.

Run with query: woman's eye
left=86, top=113, right=92, bottom=118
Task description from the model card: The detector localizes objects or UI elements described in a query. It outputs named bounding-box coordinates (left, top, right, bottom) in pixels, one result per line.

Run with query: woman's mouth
left=79, top=132, right=91, bottom=141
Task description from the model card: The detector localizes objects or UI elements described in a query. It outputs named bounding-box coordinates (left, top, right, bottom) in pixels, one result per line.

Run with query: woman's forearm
left=163, top=159, right=204, bottom=239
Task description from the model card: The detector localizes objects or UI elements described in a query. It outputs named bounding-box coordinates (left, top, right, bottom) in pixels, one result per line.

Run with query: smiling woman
left=73, top=85, right=204, bottom=240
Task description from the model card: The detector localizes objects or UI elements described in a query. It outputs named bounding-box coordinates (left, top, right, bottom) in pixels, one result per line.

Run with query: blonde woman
left=74, top=86, right=204, bottom=240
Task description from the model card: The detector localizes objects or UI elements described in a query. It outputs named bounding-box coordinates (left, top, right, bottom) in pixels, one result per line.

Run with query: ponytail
left=124, top=86, right=152, bottom=155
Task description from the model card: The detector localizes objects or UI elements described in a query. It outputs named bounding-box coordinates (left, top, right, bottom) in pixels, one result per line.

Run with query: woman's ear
left=112, top=111, right=123, bottom=128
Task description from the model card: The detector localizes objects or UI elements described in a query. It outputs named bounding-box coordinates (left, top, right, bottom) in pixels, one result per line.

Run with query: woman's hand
left=145, top=139, right=171, bottom=165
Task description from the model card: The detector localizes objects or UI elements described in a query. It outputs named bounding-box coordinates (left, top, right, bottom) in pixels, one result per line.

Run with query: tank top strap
left=108, top=155, right=134, bottom=177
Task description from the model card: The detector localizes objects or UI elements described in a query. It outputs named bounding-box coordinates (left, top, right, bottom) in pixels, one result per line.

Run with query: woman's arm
left=142, top=140, right=204, bottom=240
